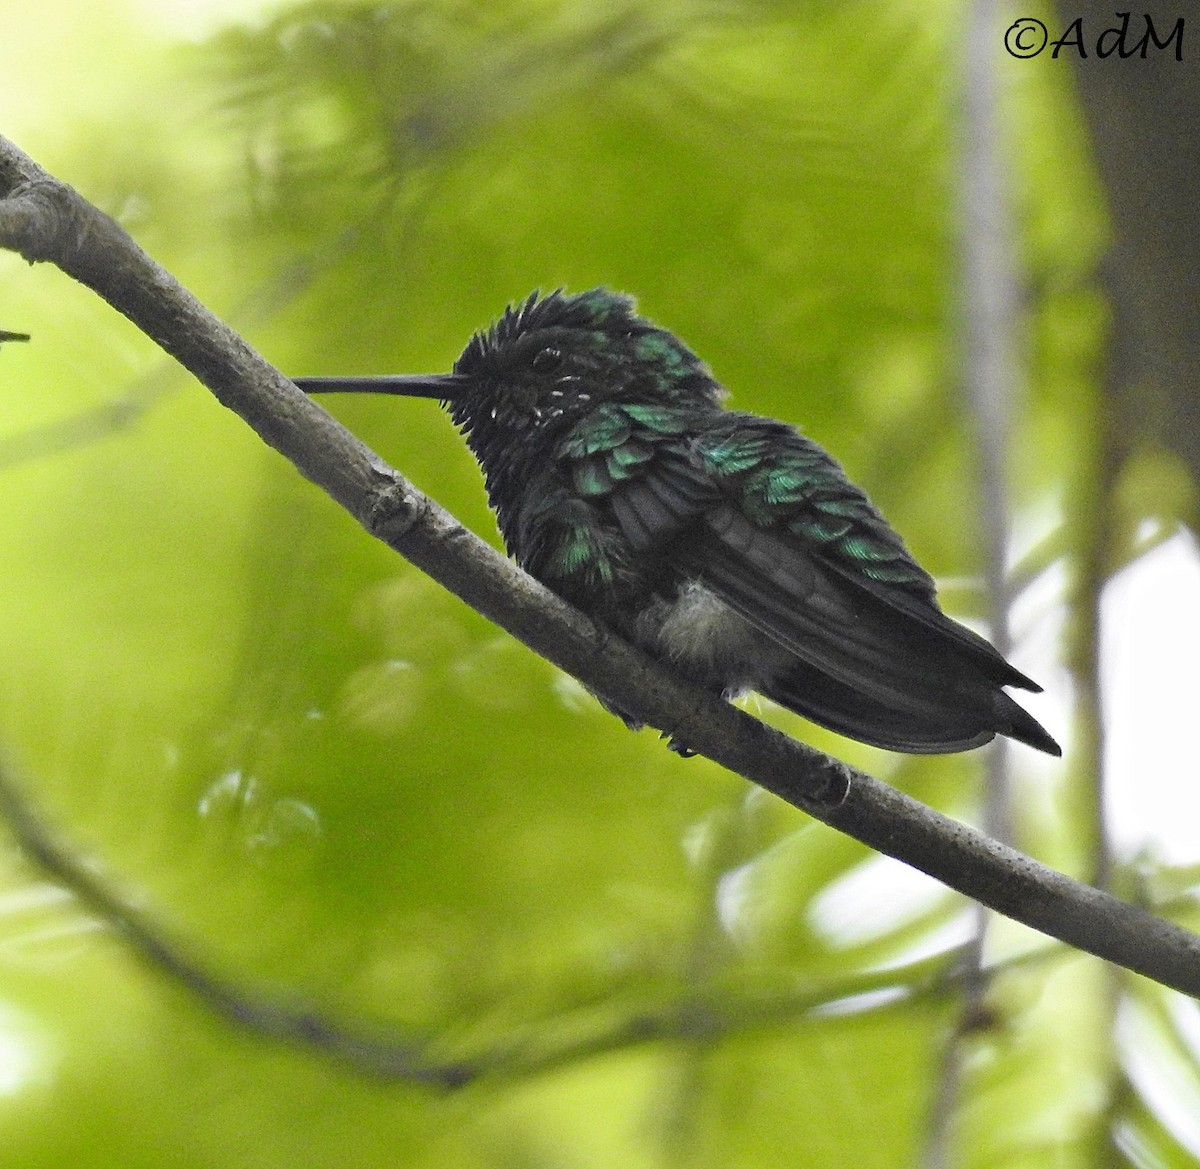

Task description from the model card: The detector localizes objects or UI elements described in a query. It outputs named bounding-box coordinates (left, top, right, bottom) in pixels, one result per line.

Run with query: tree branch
left=0, top=762, right=473, bottom=1086
left=923, top=8, right=1025, bottom=1159
left=0, top=753, right=1067, bottom=1084
left=2, top=132, right=1199, bottom=1001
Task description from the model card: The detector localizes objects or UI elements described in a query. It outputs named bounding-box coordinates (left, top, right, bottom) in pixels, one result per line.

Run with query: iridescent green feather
left=620, top=403, right=690, bottom=434
left=633, top=332, right=688, bottom=375
left=559, top=406, right=632, bottom=458
left=838, top=535, right=920, bottom=584
left=572, top=288, right=631, bottom=324
left=574, top=460, right=614, bottom=497
left=696, top=435, right=766, bottom=476
left=553, top=522, right=614, bottom=584
left=814, top=495, right=873, bottom=519
left=607, top=440, right=654, bottom=475
left=801, top=518, right=854, bottom=542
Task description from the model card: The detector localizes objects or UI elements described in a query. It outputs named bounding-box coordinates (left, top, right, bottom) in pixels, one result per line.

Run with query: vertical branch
left=925, top=2, right=1020, bottom=1163
left=1070, top=261, right=1137, bottom=893
left=960, top=5, right=1019, bottom=847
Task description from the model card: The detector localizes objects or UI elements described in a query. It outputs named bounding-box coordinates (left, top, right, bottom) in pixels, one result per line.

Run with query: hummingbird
left=295, top=288, right=1060, bottom=757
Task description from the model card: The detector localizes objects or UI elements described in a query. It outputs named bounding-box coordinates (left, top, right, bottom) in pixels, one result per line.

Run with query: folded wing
left=562, top=406, right=1060, bottom=756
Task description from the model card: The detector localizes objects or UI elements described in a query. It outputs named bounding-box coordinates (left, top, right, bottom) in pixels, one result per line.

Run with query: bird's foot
left=661, top=731, right=697, bottom=757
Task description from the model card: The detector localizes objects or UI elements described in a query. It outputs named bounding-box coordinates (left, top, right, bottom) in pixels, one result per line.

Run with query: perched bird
left=295, top=288, right=1060, bottom=756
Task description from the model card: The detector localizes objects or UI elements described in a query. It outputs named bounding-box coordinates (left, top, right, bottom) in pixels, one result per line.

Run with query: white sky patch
left=1118, top=994, right=1200, bottom=1159
left=132, top=0, right=273, bottom=39
left=1103, top=531, right=1200, bottom=864
left=806, top=985, right=911, bottom=1019
left=1008, top=555, right=1074, bottom=747
left=1168, top=994, right=1200, bottom=1071
left=808, top=852, right=957, bottom=949
left=0, top=1004, right=52, bottom=1096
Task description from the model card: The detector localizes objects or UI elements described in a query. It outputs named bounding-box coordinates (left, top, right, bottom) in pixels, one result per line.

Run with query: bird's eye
left=532, top=347, right=564, bottom=373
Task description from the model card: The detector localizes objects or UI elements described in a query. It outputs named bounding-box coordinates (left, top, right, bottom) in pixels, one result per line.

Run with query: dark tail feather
left=993, top=691, right=1062, bottom=756
left=764, top=661, right=1061, bottom=757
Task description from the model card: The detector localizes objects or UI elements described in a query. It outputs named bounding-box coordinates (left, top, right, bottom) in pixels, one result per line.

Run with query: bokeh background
left=0, top=1, right=1198, bottom=1165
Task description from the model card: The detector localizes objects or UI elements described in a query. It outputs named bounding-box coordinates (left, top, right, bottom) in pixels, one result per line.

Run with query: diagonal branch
left=2, top=131, right=1200, bottom=1001
left=0, top=751, right=1071, bottom=1084
left=0, top=762, right=473, bottom=1086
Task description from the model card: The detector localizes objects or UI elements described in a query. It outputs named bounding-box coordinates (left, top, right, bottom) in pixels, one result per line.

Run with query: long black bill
left=292, top=374, right=467, bottom=400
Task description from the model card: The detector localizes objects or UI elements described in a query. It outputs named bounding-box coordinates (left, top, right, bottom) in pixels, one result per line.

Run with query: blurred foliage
left=0, top=0, right=1196, bottom=1166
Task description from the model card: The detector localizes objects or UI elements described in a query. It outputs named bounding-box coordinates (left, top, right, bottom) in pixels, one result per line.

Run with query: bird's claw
left=661, top=731, right=697, bottom=757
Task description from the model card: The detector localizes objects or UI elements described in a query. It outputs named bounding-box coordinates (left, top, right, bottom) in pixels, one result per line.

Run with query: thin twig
left=0, top=762, right=473, bottom=1085
left=0, top=753, right=1079, bottom=1082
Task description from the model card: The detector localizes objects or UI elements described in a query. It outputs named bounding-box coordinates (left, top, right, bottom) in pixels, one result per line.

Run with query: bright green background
left=0, top=1, right=1197, bottom=1165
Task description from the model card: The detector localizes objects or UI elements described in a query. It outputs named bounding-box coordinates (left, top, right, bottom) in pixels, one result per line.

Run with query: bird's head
left=294, top=288, right=723, bottom=447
